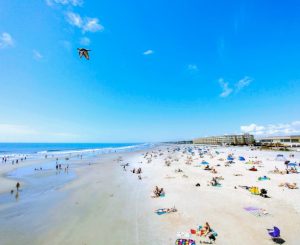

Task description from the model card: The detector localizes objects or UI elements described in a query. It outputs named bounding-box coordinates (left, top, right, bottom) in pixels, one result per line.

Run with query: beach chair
left=267, top=226, right=280, bottom=238
left=267, top=227, right=285, bottom=244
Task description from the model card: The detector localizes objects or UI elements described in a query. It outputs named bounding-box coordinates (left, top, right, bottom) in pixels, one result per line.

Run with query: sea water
left=0, top=142, right=149, bottom=157
left=0, top=142, right=154, bottom=243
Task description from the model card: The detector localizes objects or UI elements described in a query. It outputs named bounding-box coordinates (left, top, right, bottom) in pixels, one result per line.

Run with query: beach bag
left=175, top=239, right=196, bottom=245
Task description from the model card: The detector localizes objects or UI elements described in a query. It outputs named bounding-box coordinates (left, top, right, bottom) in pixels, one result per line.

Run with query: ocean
left=0, top=143, right=150, bottom=157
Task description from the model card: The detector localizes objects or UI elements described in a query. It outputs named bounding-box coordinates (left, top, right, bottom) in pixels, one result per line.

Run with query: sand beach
left=0, top=145, right=300, bottom=245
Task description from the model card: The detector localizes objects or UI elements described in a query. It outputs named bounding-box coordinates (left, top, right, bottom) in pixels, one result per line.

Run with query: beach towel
left=249, top=187, right=260, bottom=195
left=155, top=209, right=167, bottom=215
left=244, top=207, right=269, bottom=217
left=155, top=208, right=177, bottom=215
left=258, top=176, right=270, bottom=181
left=249, top=167, right=258, bottom=171
left=176, top=232, right=191, bottom=238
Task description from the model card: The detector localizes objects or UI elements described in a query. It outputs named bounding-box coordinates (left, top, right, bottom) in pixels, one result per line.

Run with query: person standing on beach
left=16, top=182, right=20, bottom=191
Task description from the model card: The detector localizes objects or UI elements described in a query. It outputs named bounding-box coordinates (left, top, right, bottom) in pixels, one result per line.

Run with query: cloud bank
left=241, top=121, right=300, bottom=136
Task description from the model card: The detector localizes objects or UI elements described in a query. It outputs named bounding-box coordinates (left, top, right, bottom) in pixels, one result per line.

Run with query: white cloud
left=66, top=12, right=83, bottom=28
left=33, top=50, right=43, bottom=60
left=219, top=76, right=253, bottom=98
left=241, top=121, right=300, bottom=136
left=219, top=78, right=233, bottom=97
left=66, top=12, right=104, bottom=33
left=187, top=64, right=198, bottom=71
left=236, top=76, right=253, bottom=91
left=46, top=0, right=83, bottom=7
left=82, top=18, right=103, bottom=32
left=80, top=37, right=90, bottom=46
left=143, top=49, right=154, bottom=55
left=241, top=124, right=265, bottom=135
left=0, top=32, right=14, bottom=49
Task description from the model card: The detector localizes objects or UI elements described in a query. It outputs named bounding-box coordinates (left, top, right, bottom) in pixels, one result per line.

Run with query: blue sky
left=0, top=0, right=299, bottom=142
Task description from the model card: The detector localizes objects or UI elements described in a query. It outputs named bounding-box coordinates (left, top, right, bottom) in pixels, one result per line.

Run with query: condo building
left=258, top=135, right=300, bottom=147
left=193, top=134, right=255, bottom=145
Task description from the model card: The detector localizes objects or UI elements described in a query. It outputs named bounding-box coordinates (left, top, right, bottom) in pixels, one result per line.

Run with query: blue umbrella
left=239, top=156, right=245, bottom=161
left=200, top=161, right=209, bottom=165
left=288, top=163, right=297, bottom=167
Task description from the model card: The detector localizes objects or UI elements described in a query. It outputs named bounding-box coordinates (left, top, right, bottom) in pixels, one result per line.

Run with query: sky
left=0, top=0, right=299, bottom=142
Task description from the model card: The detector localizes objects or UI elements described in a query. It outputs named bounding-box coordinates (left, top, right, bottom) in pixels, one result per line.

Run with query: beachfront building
left=258, top=135, right=300, bottom=147
left=193, top=133, right=255, bottom=145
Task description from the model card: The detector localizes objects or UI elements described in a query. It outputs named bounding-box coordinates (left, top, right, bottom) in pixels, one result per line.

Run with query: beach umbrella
left=200, top=161, right=209, bottom=165
left=239, top=156, right=245, bottom=161
left=227, top=156, right=234, bottom=161
left=288, top=162, right=297, bottom=167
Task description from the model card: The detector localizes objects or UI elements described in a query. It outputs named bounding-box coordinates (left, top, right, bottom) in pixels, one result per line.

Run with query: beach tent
left=275, top=154, right=287, bottom=161
left=239, top=156, right=246, bottom=161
